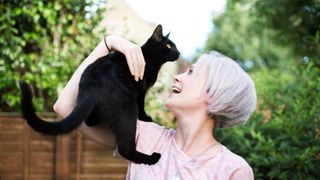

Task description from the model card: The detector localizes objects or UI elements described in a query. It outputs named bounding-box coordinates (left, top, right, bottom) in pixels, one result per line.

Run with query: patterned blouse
left=114, top=120, right=254, bottom=180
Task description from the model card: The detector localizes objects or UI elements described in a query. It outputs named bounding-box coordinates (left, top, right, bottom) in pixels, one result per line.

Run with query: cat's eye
left=166, top=44, right=172, bottom=49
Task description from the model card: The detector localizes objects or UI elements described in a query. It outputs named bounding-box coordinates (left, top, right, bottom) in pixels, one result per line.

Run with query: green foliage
left=216, top=63, right=320, bottom=179
left=203, top=1, right=296, bottom=70
left=0, top=0, right=106, bottom=111
left=254, top=0, right=320, bottom=59
left=204, top=0, right=320, bottom=178
left=145, top=69, right=176, bottom=128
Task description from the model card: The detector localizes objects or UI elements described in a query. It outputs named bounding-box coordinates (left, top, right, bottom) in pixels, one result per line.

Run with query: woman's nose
left=174, top=74, right=182, bottom=82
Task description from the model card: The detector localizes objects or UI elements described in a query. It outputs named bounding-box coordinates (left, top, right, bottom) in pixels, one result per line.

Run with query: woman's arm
left=53, top=35, right=146, bottom=148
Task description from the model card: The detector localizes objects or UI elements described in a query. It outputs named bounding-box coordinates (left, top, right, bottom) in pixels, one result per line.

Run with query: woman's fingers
left=139, top=57, right=145, bottom=80
left=105, top=35, right=146, bottom=81
left=127, top=56, right=135, bottom=77
left=126, top=47, right=145, bottom=81
left=131, top=52, right=139, bottom=81
left=135, top=50, right=145, bottom=80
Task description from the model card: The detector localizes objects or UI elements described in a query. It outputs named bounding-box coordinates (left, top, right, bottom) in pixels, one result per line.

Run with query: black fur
left=19, top=25, right=180, bottom=165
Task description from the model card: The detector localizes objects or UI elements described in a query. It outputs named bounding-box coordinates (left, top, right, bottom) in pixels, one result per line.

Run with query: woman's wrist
left=104, top=35, right=117, bottom=53
left=104, top=36, right=112, bottom=52
left=102, top=35, right=145, bottom=81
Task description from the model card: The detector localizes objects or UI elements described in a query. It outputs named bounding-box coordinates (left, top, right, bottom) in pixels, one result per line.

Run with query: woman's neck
left=174, top=110, right=218, bottom=157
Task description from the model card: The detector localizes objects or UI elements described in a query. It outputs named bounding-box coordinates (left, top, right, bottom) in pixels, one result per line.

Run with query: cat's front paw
left=139, top=114, right=153, bottom=122
left=147, top=152, right=161, bottom=165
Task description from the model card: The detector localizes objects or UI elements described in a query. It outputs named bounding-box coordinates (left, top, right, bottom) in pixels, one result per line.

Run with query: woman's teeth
left=172, top=86, right=181, bottom=93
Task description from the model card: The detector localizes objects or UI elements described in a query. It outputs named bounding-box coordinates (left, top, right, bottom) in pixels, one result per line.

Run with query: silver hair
left=198, top=51, right=257, bottom=128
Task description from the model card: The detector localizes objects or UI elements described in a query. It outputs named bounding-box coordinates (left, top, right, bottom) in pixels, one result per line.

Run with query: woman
left=54, top=35, right=256, bottom=179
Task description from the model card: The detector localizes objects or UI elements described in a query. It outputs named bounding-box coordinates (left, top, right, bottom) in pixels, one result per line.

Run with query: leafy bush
left=215, top=62, right=320, bottom=179
left=0, top=0, right=105, bottom=111
left=205, top=0, right=320, bottom=178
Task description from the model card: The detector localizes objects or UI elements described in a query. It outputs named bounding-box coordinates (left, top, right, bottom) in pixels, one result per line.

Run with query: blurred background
left=0, top=0, right=319, bottom=179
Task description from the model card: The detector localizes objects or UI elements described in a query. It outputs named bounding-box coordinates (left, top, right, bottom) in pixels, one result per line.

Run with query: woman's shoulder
left=220, top=145, right=250, bottom=167
left=218, top=145, right=254, bottom=178
left=205, top=145, right=254, bottom=180
left=222, top=145, right=247, bottom=164
left=136, top=120, right=175, bottom=153
left=137, top=120, right=175, bottom=136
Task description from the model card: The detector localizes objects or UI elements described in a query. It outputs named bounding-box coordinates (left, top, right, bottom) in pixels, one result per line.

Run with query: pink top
left=115, top=120, right=254, bottom=180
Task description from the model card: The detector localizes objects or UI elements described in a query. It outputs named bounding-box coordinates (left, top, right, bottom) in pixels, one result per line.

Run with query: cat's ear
left=151, top=24, right=163, bottom=41
left=164, top=32, right=171, bottom=39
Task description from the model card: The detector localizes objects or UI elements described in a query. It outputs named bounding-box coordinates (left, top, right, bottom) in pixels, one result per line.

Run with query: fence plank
left=55, top=135, right=70, bottom=180
left=23, top=121, right=29, bottom=180
left=75, top=132, right=82, bottom=180
left=0, top=113, right=128, bottom=180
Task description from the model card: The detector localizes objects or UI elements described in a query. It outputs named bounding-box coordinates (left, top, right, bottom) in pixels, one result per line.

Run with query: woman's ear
left=203, top=90, right=211, bottom=103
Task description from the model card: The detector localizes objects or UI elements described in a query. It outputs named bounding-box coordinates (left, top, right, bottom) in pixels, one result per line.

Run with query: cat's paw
left=140, top=115, right=153, bottom=122
left=147, top=152, right=161, bottom=165
left=145, top=115, right=153, bottom=122
left=85, top=119, right=99, bottom=127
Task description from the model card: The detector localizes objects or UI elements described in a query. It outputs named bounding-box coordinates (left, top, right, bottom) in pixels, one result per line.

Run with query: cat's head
left=143, top=25, right=180, bottom=63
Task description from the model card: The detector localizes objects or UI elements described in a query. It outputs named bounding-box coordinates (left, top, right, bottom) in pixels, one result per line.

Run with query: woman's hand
left=105, top=35, right=145, bottom=81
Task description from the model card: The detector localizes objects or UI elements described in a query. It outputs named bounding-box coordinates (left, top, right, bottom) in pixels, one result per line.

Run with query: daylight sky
left=124, top=0, right=227, bottom=60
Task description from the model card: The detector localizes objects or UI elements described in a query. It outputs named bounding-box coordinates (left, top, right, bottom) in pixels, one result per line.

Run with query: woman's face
left=166, top=61, right=208, bottom=112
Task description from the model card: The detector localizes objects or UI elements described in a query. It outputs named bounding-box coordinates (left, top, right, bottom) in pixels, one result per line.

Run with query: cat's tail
left=19, top=80, right=94, bottom=135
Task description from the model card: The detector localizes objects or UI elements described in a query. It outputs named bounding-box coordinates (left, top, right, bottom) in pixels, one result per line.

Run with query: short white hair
left=198, top=51, right=257, bottom=128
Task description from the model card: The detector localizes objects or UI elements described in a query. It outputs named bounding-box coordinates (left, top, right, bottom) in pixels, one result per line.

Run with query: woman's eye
left=166, top=44, right=172, bottom=49
left=187, top=68, right=193, bottom=75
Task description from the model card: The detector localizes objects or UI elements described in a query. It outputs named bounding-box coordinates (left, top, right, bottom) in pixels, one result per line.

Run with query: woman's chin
left=165, top=98, right=176, bottom=110
left=165, top=100, right=172, bottom=109
left=165, top=98, right=182, bottom=112
left=165, top=101, right=179, bottom=116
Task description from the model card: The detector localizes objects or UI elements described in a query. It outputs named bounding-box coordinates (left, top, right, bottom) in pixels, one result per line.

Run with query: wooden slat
left=0, top=121, right=24, bottom=130
left=23, top=120, right=30, bottom=180
left=0, top=131, right=23, bottom=141
left=0, top=113, right=128, bottom=179
left=0, top=154, right=24, bottom=172
left=29, top=141, right=55, bottom=152
left=0, top=174, right=24, bottom=180
left=29, top=175, right=54, bottom=180
left=82, top=153, right=126, bottom=163
left=29, top=130, right=56, bottom=140
left=0, top=142, right=24, bottom=152
left=80, top=174, right=126, bottom=180
left=81, top=167, right=127, bottom=174
left=75, top=132, right=83, bottom=180
left=54, top=135, right=70, bottom=180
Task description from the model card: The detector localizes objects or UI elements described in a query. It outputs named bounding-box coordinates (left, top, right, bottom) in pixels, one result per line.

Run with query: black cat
left=19, top=25, right=180, bottom=165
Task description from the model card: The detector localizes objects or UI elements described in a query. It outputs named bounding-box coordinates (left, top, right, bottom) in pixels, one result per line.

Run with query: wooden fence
left=0, top=113, right=127, bottom=180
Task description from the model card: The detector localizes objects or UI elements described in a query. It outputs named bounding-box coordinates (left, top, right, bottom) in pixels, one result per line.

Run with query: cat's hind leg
left=85, top=113, right=100, bottom=126
left=115, top=105, right=161, bottom=165
left=85, top=107, right=101, bottom=126
left=137, top=90, right=153, bottom=122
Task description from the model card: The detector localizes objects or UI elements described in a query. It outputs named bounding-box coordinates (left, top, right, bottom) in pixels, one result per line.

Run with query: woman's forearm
left=53, top=34, right=145, bottom=114
left=53, top=36, right=117, bottom=148
left=78, top=122, right=117, bottom=148
left=53, top=38, right=110, bottom=115
left=53, top=35, right=145, bottom=149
